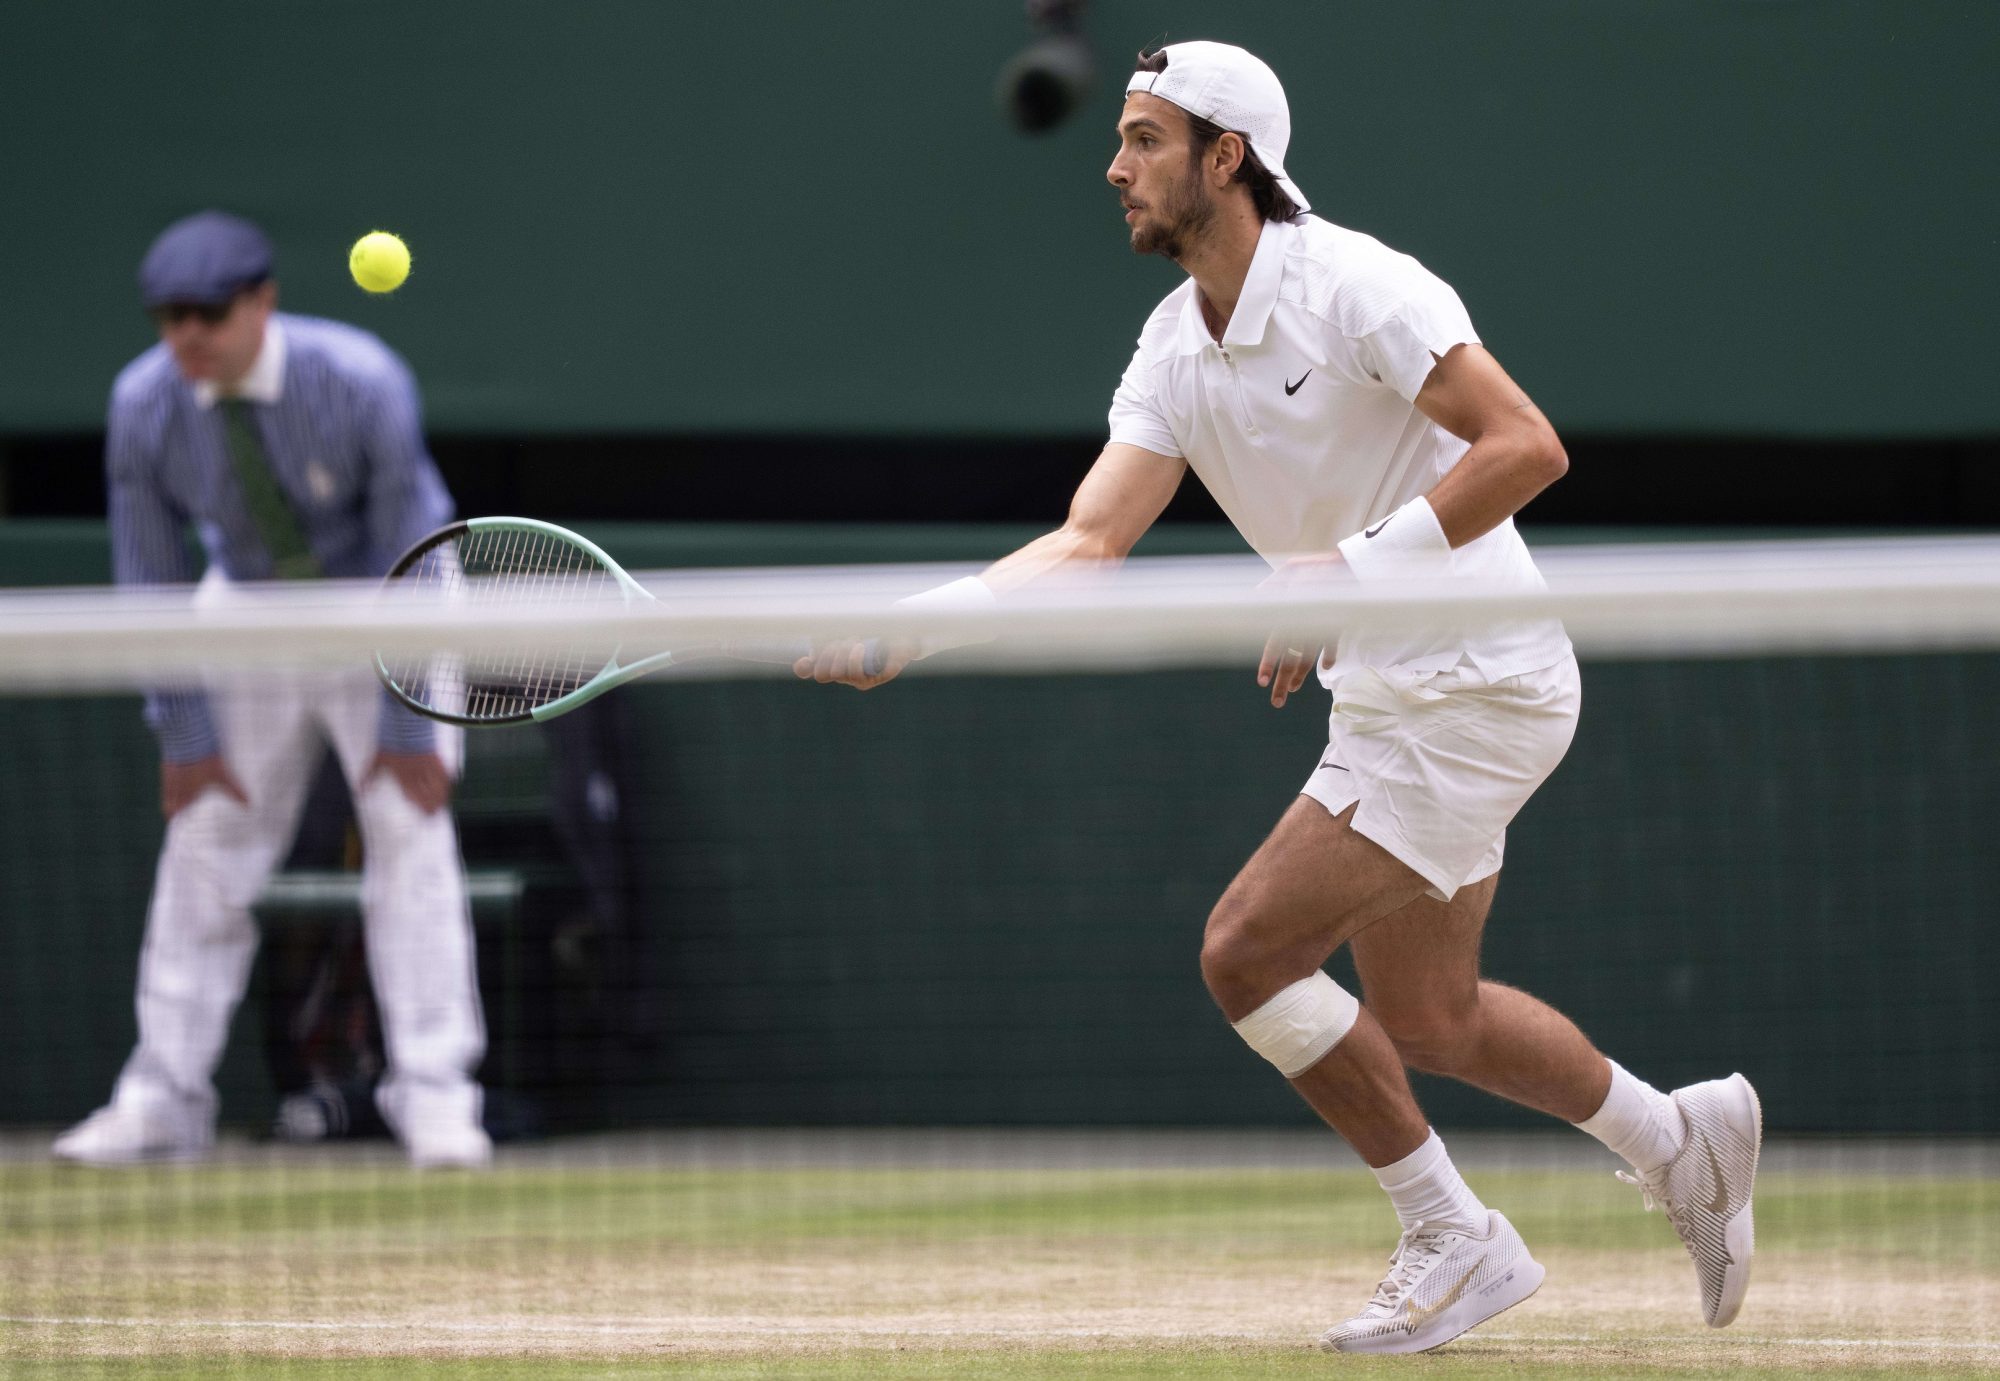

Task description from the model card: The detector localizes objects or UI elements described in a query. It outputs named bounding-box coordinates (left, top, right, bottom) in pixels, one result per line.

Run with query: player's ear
left=1211, top=131, right=1247, bottom=185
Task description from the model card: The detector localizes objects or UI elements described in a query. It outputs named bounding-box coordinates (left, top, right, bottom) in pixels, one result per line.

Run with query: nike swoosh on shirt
left=1285, top=370, right=1312, bottom=396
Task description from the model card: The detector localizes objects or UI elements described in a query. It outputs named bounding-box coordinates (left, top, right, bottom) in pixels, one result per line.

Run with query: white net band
left=2, top=536, right=1998, bottom=689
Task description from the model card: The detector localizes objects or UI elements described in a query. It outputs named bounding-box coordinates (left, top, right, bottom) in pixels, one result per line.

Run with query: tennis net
left=1, top=531, right=1995, bottom=1371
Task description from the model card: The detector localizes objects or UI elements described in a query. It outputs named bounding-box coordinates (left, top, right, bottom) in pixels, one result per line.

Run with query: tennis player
left=52, top=211, right=490, bottom=1170
left=803, top=42, right=1762, bottom=1353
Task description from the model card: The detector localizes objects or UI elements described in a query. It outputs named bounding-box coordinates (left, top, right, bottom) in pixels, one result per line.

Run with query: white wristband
left=1335, top=495, right=1452, bottom=580
left=895, top=576, right=997, bottom=658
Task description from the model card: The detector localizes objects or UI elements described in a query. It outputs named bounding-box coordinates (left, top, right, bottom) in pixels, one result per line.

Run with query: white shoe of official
left=51, top=1102, right=212, bottom=1166
left=404, top=1121, right=493, bottom=1170
left=1319, top=1211, right=1545, bottom=1355
left=1617, top=1072, right=1762, bottom=1328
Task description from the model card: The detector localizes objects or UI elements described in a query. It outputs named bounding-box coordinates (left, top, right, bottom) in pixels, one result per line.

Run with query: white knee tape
left=1231, top=972, right=1361, bottom=1078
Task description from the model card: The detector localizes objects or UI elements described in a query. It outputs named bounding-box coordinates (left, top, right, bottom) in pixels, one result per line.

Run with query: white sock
left=1372, top=1129, right=1487, bottom=1234
left=1575, top=1060, right=1686, bottom=1173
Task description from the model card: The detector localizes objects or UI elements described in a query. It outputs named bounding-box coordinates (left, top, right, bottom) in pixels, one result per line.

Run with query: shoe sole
left=1322, top=1253, right=1547, bottom=1356
left=1707, top=1073, right=1762, bottom=1328
left=51, top=1145, right=211, bottom=1168
left=407, top=1136, right=495, bottom=1171
left=1414, top=1255, right=1546, bottom=1354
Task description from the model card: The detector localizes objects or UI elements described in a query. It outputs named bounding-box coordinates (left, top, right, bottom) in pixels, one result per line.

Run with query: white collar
left=194, top=315, right=288, bottom=408
left=1175, top=218, right=1292, bottom=356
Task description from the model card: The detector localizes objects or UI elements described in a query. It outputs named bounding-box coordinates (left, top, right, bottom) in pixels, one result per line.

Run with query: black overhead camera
left=996, top=0, right=1094, bottom=134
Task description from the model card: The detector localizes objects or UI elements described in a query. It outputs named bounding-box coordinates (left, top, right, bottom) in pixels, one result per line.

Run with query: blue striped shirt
left=106, top=313, right=453, bottom=761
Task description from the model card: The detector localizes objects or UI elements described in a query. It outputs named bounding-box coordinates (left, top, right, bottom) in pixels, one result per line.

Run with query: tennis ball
left=349, top=231, right=411, bottom=294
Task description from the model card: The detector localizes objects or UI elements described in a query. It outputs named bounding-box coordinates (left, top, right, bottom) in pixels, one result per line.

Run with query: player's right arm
left=983, top=441, right=1186, bottom=590
left=797, top=442, right=1186, bottom=688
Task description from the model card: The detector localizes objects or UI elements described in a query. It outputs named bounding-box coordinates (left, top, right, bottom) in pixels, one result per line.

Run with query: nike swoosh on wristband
left=1365, top=515, right=1392, bottom=538
left=1285, top=370, right=1311, bottom=396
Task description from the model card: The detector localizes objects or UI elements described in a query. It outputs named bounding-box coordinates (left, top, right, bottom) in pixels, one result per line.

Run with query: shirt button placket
left=1219, top=345, right=1260, bottom=438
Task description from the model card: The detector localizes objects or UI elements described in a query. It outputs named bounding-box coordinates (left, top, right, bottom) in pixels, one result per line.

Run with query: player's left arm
left=1259, top=345, right=1565, bottom=707
left=1411, top=343, right=1567, bottom=545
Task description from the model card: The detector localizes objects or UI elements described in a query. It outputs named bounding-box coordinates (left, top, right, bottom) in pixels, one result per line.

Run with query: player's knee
left=1228, top=970, right=1361, bottom=1079
left=1199, top=890, right=1275, bottom=1012
left=1200, top=892, right=1349, bottom=1023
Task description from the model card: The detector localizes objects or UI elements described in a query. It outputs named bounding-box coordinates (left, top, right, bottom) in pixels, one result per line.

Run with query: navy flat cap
left=138, top=210, right=274, bottom=307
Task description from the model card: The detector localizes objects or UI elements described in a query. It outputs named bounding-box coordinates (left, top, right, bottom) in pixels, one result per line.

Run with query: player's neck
left=1179, top=205, right=1264, bottom=342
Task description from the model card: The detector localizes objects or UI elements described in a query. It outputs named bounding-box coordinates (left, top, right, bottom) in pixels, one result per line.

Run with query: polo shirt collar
left=194, top=315, right=288, bottom=409
left=1174, top=217, right=1291, bottom=356
left=1173, top=287, right=1211, bottom=356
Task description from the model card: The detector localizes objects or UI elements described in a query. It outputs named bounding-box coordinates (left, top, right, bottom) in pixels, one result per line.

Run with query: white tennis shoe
left=1318, top=1211, right=1545, bottom=1355
left=403, top=1120, right=493, bottom=1170
left=1617, top=1072, right=1762, bottom=1327
left=51, top=1102, right=212, bottom=1166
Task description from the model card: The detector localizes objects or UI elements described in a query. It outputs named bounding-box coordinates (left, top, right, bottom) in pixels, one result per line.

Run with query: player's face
left=1107, top=94, right=1218, bottom=261
left=153, top=282, right=275, bottom=386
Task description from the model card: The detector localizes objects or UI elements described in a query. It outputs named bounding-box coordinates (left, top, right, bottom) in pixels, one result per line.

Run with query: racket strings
left=386, top=527, right=626, bottom=722
left=504, top=530, right=601, bottom=714
left=474, top=528, right=611, bottom=719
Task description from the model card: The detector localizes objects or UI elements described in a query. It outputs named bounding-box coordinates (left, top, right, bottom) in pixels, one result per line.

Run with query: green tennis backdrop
left=1, top=0, right=1995, bottom=439
left=2, top=523, right=1994, bottom=1136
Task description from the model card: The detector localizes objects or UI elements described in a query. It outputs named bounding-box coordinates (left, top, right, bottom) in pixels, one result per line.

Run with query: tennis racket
left=375, top=517, right=884, bottom=726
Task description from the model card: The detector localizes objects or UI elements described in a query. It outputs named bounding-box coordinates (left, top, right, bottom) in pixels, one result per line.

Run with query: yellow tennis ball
left=349, top=231, right=411, bottom=293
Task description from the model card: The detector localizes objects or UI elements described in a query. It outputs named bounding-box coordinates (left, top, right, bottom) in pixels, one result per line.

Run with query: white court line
left=1478, top=1332, right=2000, bottom=1353
left=3, top=1315, right=1997, bottom=1351
left=3, top=1316, right=1251, bottom=1339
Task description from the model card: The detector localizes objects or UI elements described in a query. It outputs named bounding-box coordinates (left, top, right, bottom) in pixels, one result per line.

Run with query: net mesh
left=2, top=533, right=1996, bottom=1372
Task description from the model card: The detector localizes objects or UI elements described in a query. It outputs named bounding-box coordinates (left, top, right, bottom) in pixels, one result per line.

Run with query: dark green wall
left=4, top=521, right=1995, bottom=1134
left=3, top=2, right=1995, bottom=438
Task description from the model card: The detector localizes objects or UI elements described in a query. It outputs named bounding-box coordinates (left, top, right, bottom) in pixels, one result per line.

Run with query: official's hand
left=1256, top=552, right=1349, bottom=709
left=161, top=754, right=250, bottom=819
left=793, top=639, right=916, bottom=691
left=364, top=751, right=452, bottom=814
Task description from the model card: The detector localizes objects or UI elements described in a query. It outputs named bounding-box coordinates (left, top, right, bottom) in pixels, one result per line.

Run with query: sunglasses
left=148, top=300, right=235, bottom=327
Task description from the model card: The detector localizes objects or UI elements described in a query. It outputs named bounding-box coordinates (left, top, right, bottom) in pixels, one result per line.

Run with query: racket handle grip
left=730, top=638, right=890, bottom=677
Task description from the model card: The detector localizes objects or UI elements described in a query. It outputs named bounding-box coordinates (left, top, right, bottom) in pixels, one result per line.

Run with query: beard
left=1129, top=167, right=1219, bottom=261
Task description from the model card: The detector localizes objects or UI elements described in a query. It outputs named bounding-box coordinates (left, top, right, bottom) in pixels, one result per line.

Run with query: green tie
left=218, top=397, right=320, bottom=579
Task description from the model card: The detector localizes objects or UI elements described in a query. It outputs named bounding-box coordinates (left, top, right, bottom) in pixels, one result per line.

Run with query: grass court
left=2, top=1132, right=1994, bottom=1377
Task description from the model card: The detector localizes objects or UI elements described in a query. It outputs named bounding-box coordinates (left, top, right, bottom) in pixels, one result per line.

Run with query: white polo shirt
left=1107, top=214, right=1572, bottom=684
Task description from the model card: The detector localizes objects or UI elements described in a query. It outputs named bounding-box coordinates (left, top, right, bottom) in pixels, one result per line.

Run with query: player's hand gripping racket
left=375, top=517, right=884, bottom=726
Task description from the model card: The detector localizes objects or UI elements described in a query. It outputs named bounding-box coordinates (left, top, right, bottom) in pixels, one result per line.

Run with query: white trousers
left=110, top=662, right=485, bottom=1141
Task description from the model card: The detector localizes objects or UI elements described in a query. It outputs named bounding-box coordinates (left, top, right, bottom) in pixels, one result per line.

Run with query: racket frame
left=375, top=516, right=711, bottom=727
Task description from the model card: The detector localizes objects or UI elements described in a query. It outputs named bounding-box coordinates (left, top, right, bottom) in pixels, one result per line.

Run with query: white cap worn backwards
left=1124, top=41, right=1310, bottom=214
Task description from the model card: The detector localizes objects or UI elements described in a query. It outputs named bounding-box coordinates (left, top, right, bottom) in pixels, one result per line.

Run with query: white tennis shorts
left=1301, top=653, right=1581, bottom=901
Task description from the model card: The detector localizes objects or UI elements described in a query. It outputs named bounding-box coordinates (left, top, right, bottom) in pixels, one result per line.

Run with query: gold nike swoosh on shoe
left=1702, top=1136, right=1731, bottom=1217
left=1401, top=1259, right=1484, bottom=1333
